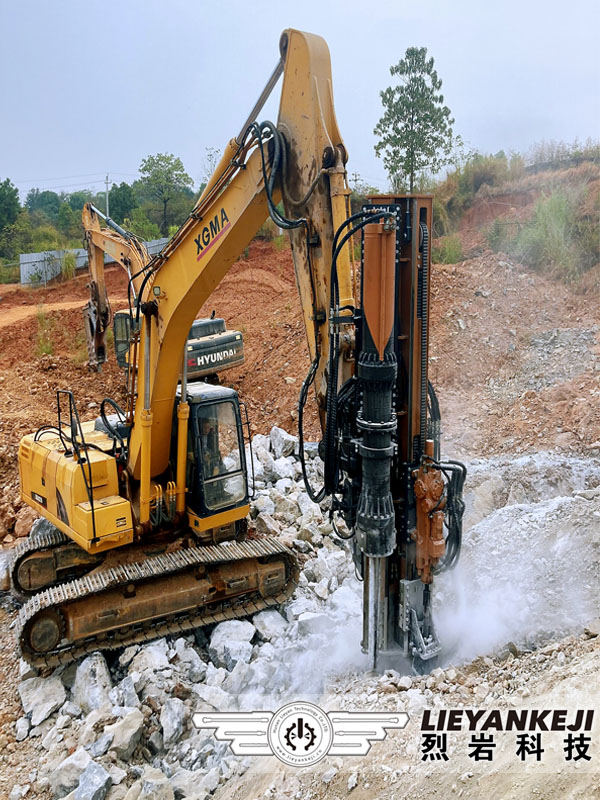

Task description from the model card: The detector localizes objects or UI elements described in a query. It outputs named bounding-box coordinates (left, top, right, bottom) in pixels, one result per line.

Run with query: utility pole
left=105, top=174, right=110, bottom=217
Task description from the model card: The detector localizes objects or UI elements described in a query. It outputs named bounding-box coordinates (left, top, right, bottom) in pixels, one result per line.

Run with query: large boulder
left=254, top=513, right=280, bottom=536
left=253, top=609, right=288, bottom=641
left=254, top=446, right=278, bottom=482
left=192, top=683, right=231, bottom=711
left=173, top=638, right=206, bottom=683
left=251, top=494, right=275, bottom=518
left=224, top=640, right=253, bottom=671
left=250, top=433, right=270, bottom=453
left=272, top=457, right=295, bottom=481
left=70, top=761, right=112, bottom=800
left=138, top=767, right=174, bottom=800
left=170, top=768, right=210, bottom=800
left=109, top=675, right=140, bottom=709
left=270, top=426, right=298, bottom=459
left=160, top=697, right=186, bottom=747
left=209, top=620, right=255, bottom=669
left=19, top=675, right=66, bottom=727
left=72, top=653, right=112, bottom=714
left=297, top=611, right=329, bottom=636
left=297, top=492, right=322, bottom=521
left=129, top=640, right=170, bottom=674
left=14, top=506, right=38, bottom=538
left=49, top=747, right=91, bottom=798
left=103, top=708, right=144, bottom=759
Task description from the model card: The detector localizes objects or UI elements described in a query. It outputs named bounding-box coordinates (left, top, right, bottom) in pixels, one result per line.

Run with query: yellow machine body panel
left=187, top=505, right=250, bottom=533
left=18, top=426, right=133, bottom=554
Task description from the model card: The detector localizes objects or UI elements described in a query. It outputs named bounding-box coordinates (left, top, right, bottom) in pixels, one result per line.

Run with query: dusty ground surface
left=0, top=195, right=599, bottom=799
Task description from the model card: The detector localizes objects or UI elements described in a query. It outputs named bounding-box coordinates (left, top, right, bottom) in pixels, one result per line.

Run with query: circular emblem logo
left=267, top=702, right=333, bottom=766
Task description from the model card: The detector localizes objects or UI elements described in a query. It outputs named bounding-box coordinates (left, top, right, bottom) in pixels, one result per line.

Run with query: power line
left=13, top=171, right=107, bottom=183
left=13, top=171, right=141, bottom=190
left=20, top=179, right=109, bottom=192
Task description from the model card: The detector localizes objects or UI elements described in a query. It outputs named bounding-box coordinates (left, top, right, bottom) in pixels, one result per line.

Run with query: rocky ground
left=0, top=428, right=599, bottom=800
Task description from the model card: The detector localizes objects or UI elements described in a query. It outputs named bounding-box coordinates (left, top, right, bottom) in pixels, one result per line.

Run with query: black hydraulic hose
left=245, top=120, right=324, bottom=500
left=135, top=267, right=156, bottom=328
left=250, top=121, right=307, bottom=231
left=100, top=397, right=129, bottom=457
left=127, top=265, right=151, bottom=323
left=297, top=359, right=326, bottom=503
left=322, top=212, right=396, bottom=494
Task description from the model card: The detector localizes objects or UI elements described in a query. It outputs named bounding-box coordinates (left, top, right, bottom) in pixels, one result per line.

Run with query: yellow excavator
left=14, top=28, right=465, bottom=672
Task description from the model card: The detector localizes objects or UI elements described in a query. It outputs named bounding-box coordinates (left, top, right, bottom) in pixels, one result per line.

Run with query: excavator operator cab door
left=113, top=311, right=132, bottom=369
left=177, top=384, right=249, bottom=522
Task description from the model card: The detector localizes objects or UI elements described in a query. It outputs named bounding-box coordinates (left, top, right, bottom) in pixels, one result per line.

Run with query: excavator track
left=17, top=537, right=298, bottom=669
left=11, top=526, right=68, bottom=579
left=10, top=525, right=103, bottom=597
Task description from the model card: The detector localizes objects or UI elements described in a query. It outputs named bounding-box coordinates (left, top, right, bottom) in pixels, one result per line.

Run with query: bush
left=515, top=190, right=577, bottom=279
left=61, top=251, right=76, bottom=281
left=432, top=234, right=463, bottom=264
left=255, top=218, right=279, bottom=241
left=486, top=187, right=598, bottom=281
left=0, top=261, right=19, bottom=283
left=123, top=208, right=160, bottom=240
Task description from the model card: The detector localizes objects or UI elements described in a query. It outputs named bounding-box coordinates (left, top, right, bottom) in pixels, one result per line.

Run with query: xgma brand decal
left=195, top=208, right=231, bottom=260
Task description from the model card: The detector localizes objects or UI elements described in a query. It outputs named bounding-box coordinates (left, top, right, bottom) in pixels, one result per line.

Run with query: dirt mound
left=429, top=253, right=600, bottom=458
left=459, top=190, right=536, bottom=232
left=0, top=264, right=129, bottom=310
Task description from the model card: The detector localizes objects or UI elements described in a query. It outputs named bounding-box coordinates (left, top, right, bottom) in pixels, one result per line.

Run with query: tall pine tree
left=374, top=48, right=460, bottom=192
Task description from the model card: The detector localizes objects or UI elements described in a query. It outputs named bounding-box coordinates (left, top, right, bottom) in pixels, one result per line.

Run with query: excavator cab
left=173, top=382, right=251, bottom=542
left=113, top=311, right=133, bottom=369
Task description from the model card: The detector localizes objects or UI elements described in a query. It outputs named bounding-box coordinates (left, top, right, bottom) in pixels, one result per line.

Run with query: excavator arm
left=81, top=203, right=149, bottom=369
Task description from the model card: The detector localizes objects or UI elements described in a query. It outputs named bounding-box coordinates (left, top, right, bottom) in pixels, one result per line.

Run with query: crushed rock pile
left=436, top=453, right=600, bottom=663
left=6, top=434, right=600, bottom=800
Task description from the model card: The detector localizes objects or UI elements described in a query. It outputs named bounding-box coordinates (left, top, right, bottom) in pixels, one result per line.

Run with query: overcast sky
left=0, top=0, right=598, bottom=200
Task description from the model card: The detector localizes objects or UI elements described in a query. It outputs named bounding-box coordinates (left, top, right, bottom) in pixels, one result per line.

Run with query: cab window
left=196, top=401, right=246, bottom=510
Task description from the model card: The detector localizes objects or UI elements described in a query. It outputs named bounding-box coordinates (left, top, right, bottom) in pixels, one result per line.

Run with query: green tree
left=57, top=202, right=80, bottom=239
left=25, top=188, right=61, bottom=222
left=0, top=208, right=33, bottom=258
left=137, top=153, right=193, bottom=236
left=109, top=181, right=137, bottom=224
left=0, top=178, right=20, bottom=233
left=123, top=207, right=161, bottom=240
left=68, top=189, right=94, bottom=212
left=374, top=47, right=460, bottom=192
